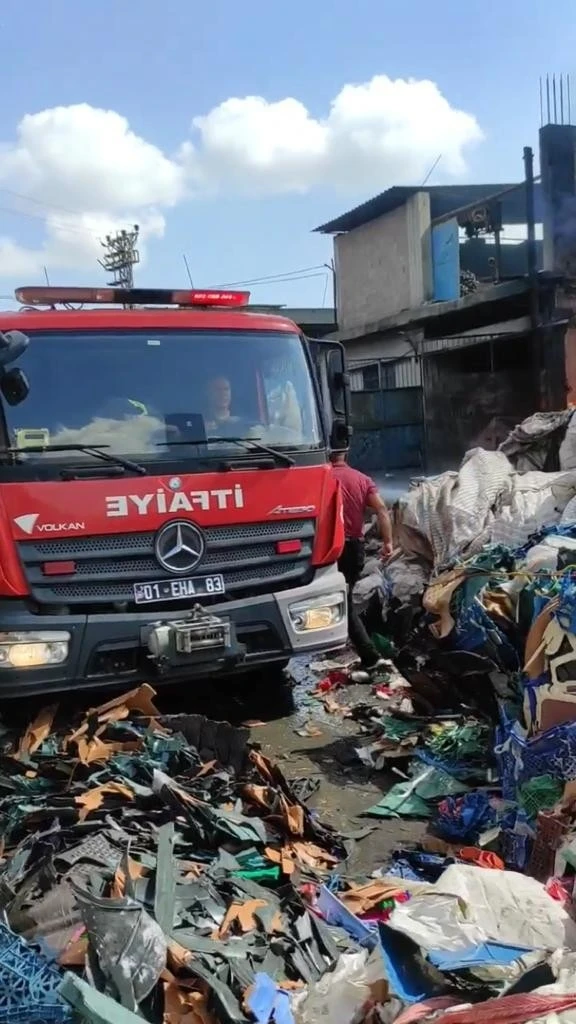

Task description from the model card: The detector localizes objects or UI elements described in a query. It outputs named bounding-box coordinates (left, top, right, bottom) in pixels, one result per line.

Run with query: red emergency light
left=14, top=286, right=251, bottom=308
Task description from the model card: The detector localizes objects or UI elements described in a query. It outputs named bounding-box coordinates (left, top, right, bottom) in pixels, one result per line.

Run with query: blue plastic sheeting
left=386, top=850, right=451, bottom=884
left=522, top=672, right=550, bottom=730
left=317, top=885, right=377, bottom=949
left=453, top=599, right=519, bottom=671
left=0, top=922, right=73, bottom=1024
left=557, top=573, right=576, bottom=634
left=515, top=522, right=576, bottom=557
left=378, top=923, right=443, bottom=1004
left=247, top=974, right=295, bottom=1024
left=427, top=941, right=534, bottom=972
left=434, top=790, right=496, bottom=843
left=495, top=716, right=576, bottom=802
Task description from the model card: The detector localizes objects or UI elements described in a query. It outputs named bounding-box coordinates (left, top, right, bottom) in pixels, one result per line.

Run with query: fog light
left=288, top=592, right=345, bottom=633
left=0, top=631, right=70, bottom=669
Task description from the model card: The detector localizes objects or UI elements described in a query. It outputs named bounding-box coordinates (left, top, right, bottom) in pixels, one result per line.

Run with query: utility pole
left=99, top=226, right=140, bottom=288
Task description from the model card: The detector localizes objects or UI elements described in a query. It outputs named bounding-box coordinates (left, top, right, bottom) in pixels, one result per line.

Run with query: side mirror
left=327, top=348, right=349, bottom=417
left=0, top=330, right=29, bottom=368
left=1, top=368, right=30, bottom=406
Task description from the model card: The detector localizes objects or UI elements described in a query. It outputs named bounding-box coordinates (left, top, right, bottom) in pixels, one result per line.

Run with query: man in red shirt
left=331, top=453, right=393, bottom=675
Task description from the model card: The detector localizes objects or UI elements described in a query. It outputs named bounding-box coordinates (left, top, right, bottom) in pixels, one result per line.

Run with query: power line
left=0, top=186, right=84, bottom=218
left=216, top=265, right=326, bottom=287
left=219, top=272, right=327, bottom=289
left=0, top=196, right=331, bottom=295
left=0, top=200, right=101, bottom=239
left=0, top=188, right=134, bottom=246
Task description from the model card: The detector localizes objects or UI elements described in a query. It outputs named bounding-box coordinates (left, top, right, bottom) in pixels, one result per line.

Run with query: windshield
left=3, top=329, right=323, bottom=460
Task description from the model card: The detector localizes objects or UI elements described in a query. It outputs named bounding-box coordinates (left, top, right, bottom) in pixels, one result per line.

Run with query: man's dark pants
left=338, top=538, right=379, bottom=668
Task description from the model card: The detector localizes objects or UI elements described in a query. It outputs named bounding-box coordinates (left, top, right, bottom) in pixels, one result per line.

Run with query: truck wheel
left=273, top=658, right=291, bottom=674
left=239, top=660, right=294, bottom=719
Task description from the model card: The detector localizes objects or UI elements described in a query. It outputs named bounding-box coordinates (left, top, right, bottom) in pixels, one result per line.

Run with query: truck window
left=2, top=329, right=323, bottom=459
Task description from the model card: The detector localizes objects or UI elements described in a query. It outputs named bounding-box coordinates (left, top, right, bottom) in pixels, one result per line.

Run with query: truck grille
left=17, top=519, right=315, bottom=607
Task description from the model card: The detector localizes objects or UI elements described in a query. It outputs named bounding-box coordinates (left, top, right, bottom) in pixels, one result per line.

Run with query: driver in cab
left=205, top=376, right=242, bottom=436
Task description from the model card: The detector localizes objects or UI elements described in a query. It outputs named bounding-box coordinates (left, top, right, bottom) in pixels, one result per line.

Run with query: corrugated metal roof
left=314, top=183, right=543, bottom=234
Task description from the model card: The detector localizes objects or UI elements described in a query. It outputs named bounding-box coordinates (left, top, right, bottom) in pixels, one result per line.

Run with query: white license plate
left=133, top=574, right=225, bottom=605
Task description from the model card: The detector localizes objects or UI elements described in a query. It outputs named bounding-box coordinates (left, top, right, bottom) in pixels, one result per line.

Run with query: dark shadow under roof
left=314, top=183, right=544, bottom=234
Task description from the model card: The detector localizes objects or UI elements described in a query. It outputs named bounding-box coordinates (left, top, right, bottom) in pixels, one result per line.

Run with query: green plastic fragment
left=371, top=633, right=395, bottom=657
left=365, top=766, right=468, bottom=819
left=233, top=867, right=281, bottom=881
left=59, top=973, right=144, bottom=1023
left=235, top=847, right=266, bottom=868
left=154, top=822, right=176, bottom=936
left=366, top=786, right=431, bottom=818
left=381, top=717, right=419, bottom=742
left=425, top=721, right=490, bottom=762
left=519, top=774, right=563, bottom=820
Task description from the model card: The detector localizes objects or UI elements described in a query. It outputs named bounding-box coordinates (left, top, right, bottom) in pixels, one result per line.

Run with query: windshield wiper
left=157, top=436, right=295, bottom=467
left=3, top=443, right=147, bottom=475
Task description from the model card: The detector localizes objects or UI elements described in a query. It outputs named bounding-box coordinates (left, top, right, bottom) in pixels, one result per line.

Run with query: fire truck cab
left=0, top=286, right=351, bottom=697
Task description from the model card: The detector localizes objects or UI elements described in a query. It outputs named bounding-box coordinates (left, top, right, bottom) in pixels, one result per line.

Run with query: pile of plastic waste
left=290, top=408, right=576, bottom=1022
left=366, top=410, right=576, bottom=876
left=0, top=685, right=361, bottom=1023
left=8, top=686, right=576, bottom=1024
left=10, top=410, right=576, bottom=1023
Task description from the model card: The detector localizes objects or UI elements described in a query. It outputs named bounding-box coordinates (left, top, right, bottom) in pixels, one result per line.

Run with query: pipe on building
left=523, top=146, right=539, bottom=329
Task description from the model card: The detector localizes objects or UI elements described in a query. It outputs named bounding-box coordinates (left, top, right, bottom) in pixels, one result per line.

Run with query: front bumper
left=0, top=564, right=348, bottom=698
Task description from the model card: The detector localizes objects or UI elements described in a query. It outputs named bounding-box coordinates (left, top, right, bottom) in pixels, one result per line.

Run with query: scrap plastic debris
left=286, top=411, right=576, bottom=1019
left=13, top=410, right=576, bottom=1021
left=0, top=684, right=359, bottom=1024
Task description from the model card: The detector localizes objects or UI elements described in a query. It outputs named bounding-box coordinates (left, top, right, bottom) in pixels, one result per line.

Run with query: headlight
left=0, top=631, right=70, bottom=669
left=288, top=592, right=346, bottom=633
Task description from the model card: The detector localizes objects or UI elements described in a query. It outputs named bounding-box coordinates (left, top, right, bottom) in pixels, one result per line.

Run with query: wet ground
left=0, top=653, right=427, bottom=878
left=245, top=660, right=428, bottom=875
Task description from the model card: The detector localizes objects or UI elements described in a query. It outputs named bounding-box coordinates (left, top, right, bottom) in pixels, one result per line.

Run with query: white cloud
left=0, top=103, right=185, bottom=212
left=0, top=103, right=184, bottom=279
left=0, top=78, right=483, bottom=278
left=187, top=75, right=483, bottom=193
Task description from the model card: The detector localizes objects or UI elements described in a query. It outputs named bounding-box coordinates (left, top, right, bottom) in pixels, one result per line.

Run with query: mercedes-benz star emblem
left=154, top=520, right=206, bottom=574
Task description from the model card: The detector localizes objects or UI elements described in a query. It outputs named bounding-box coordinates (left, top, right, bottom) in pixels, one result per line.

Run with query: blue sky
left=0, top=0, right=571, bottom=308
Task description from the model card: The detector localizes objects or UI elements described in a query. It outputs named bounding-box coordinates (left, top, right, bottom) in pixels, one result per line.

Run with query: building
left=248, top=306, right=336, bottom=339
left=315, top=144, right=571, bottom=473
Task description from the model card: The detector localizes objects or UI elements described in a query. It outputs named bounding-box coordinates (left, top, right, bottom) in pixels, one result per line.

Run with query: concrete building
left=314, top=165, right=570, bottom=473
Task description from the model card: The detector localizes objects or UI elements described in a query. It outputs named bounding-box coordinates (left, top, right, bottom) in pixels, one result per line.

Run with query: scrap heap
left=0, top=685, right=358, bottom=1023
left=363, top=409, right=576, bottom=863
left=11, top=411, right=576, bottom=1022
left=282, top=408, right=576, bottom=1022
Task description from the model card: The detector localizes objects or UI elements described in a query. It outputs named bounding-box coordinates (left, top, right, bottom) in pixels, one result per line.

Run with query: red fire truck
left=0, top=286, right=350, bottom=697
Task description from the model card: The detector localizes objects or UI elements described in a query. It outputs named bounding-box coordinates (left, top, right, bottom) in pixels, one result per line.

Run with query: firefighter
left=331, top=452, right=393, bottom=678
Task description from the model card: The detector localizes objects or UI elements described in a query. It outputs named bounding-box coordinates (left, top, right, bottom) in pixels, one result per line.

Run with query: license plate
left=133, top=574, right=225, bottom=605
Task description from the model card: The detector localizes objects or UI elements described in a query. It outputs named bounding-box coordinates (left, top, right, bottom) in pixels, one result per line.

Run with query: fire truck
left=0, top=286, right=350, bottom=697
